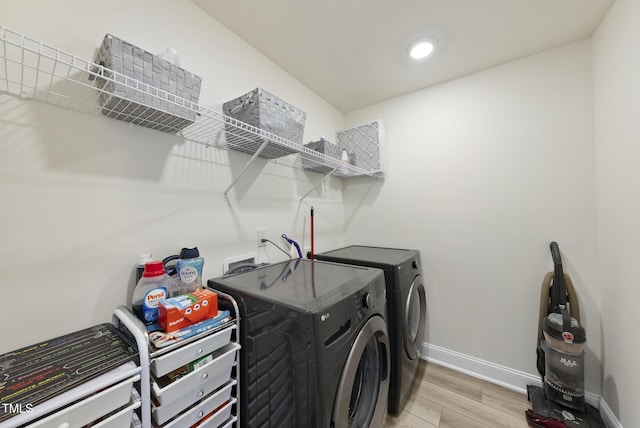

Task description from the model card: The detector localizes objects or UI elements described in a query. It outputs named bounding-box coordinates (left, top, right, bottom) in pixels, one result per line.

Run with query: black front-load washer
left=208, top=259, right=390, bottom=428
left=314, top=246, right=427, bottom=416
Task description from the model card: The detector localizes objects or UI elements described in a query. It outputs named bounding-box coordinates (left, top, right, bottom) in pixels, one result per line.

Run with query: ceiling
left=193, top=0, right=614, bottom=113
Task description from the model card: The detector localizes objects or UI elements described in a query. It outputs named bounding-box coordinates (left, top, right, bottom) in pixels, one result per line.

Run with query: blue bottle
left=176, top=247, right=204, bottom=294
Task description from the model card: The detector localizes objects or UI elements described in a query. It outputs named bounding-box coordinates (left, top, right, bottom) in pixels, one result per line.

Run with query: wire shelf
left=0, top=26, right=378, bottom=179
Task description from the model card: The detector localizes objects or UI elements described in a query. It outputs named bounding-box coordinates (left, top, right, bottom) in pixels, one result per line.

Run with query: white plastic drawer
left=90, top=397, right=141, bottom=428
left=151, top=343, right=239, bottom=406
left=219, top=416, right=237, bottom=428
left=25, top=374, right=139, bottom=428
left=163, top=397, right=236, bottom=428
left=0, top=362, right=139, bottom=428
left=152, top=378, right=236, bottom=425
left=131, top=412, right=142, bottom=428
left=150, top=326, right=234, bottom=378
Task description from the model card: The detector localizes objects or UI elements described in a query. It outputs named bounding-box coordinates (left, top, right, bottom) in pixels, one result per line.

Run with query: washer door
left=404, top=275, right=426, bottom=360
left=332, top=315, right=390, bottom=428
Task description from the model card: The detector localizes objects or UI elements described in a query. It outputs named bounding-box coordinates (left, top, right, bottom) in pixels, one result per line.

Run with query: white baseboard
left=420, top=342, right=622, bottom=428
left=598, top=399, right=623, bottom=428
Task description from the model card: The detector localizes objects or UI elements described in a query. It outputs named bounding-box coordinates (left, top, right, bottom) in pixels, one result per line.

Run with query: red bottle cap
left=143, top=261, right=166, bottom=277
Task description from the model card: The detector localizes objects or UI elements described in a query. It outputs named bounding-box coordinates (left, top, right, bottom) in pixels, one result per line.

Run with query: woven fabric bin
left=222, top=88, right=306, bottom=159
left=93, top=34, right=202, bottom=133
left=302, top=138, right=343, bottom=173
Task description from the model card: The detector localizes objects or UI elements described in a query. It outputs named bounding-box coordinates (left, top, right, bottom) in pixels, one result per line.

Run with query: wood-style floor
left=384, top=361, right=532, bottom=428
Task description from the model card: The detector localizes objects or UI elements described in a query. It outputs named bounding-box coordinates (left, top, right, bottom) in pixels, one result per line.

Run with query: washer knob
left=362, top=292, right=373, bottom=308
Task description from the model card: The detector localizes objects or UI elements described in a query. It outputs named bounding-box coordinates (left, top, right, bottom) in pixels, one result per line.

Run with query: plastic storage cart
left=0, top=325, right=141, bottom=428
left=112, top=290, right=240, bottom=428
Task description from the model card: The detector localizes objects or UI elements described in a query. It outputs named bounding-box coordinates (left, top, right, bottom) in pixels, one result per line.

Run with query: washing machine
left=207, top=258, right=390, bottom=428
left=314, top=246, right=426, bottom=416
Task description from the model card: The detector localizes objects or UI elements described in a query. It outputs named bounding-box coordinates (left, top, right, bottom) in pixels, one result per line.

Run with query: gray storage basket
left=222, top=88, right=306, bottom=159
left=93, top=34, right=202, bottom=133
left=302, top=138, right=352, bottom=173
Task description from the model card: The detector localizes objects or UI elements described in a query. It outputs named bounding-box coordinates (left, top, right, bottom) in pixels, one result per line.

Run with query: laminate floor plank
left=385, top=360, right=531, bottom=427
left=439, top=407, right=494, bottom=428
left=422, top=362, right=483, bottom=402
left=384, top=409, right=440, bottom=428
left=481, top=380, right=531, bottom=418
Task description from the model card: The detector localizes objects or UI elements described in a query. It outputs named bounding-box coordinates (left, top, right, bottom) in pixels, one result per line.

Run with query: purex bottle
left=132, top=261, right=175, bottom=325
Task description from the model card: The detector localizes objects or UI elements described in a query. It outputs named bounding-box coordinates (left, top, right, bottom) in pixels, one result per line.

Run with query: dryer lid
left=317, top=245, right=415, bottom=265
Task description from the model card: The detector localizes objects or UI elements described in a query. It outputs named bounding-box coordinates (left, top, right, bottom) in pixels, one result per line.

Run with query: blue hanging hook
left=282, top=234, right=303, bottom=258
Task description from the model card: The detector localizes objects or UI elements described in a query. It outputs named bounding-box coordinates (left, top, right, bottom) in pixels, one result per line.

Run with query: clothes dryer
left=314, top=246, right=427, bottom=415
left=208, top=259, right=390, bottom=428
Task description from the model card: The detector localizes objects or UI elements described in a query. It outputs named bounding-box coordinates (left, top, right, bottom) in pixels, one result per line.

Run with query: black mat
left=0, top=323, right=137, bottom=422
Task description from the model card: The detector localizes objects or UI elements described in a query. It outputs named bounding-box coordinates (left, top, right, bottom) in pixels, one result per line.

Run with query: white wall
left=343, top=41, right=602, bottom=393
left=3, top=3, right=631, bottom=422
left=593, top=1, right=640, bottom=426
left=0, top=0, right=346, bottom=353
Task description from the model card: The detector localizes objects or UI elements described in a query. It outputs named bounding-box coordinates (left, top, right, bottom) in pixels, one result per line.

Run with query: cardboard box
left=158, top=289, right=218, bottom=333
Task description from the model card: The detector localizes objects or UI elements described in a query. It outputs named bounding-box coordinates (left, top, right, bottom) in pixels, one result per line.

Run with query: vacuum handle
left=549, top=241, right=567, bottom=310
left=550, top=241, right=562, bottom=267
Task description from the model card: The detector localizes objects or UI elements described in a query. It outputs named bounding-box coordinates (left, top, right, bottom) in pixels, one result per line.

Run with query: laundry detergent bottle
left=132, top=261, right=175, bottom=325
left=176, top=247, right=204, bottom=294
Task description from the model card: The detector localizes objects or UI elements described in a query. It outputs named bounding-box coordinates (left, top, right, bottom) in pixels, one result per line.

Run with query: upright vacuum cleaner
left=526, top=242, right=605, bottom=428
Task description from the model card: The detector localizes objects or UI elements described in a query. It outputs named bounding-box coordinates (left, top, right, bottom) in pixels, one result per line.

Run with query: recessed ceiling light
left=408, top=38, right=436, bottom=60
